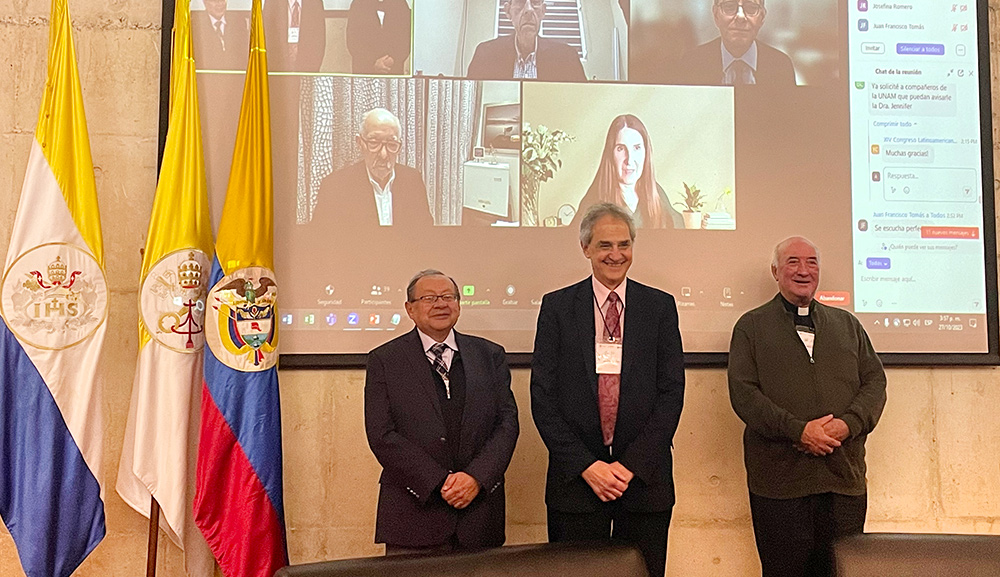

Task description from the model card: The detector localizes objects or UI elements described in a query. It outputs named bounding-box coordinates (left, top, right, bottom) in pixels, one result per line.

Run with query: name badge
left=596, top=342, right=623, bottom=374
left=288, top=26, right=300, bottom=44
left=796, top=328, right=815, bottom=358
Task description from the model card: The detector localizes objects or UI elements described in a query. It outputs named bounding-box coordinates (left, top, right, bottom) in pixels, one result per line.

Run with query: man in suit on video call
left=530, top=203, right=685, bottom=577
left=467, top=0, right=586, bottom=81
left=314, top=108, right=433, bottom=228
left=366, top=269, right=519, bottom=554
left=346, top=0, right=412, bottom=74
left=193, top=0, right=249, bottom=70
left=263, top=0, right=327, bottom=72
left=679, top=0, right=796, bottom=87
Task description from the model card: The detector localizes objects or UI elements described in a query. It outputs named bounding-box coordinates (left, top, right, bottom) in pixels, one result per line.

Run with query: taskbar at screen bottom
left=276, top=307, right=990, bottom=356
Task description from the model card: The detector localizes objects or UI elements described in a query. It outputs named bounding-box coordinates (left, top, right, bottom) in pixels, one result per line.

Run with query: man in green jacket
left=728, top=236, right=886, bottom=577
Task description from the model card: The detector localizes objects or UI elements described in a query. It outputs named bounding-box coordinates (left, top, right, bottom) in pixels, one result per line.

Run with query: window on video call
left=180, top=0, right=996, bottom=361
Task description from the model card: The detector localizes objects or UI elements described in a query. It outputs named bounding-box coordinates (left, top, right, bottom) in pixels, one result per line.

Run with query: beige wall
left=1, top=2, right=1000, bottom=577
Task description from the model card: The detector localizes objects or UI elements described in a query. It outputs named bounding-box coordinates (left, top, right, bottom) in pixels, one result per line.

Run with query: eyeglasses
left=514, top=0, right=546, bottom=10
left=412, top=294, right=459, bottom=304
left=360, top=136, right=401, bottom=154
left=716, top=1, right=764, bottom=17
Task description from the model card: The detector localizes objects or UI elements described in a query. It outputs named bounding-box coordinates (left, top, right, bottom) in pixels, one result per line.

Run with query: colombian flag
left=0, top=0, right=107, bottom=575
left=193, top=1, right=287, bottom=576
left=116, top=0, right=214, bottom=575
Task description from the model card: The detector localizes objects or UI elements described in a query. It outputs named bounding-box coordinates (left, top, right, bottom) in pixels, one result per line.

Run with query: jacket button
left=440, top=437, right=446, bottom=442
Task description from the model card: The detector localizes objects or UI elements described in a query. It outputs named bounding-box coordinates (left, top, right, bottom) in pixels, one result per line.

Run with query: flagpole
left=145, top=473, right=161, bottom=577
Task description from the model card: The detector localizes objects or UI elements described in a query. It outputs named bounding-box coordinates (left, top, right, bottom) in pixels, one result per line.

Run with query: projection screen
left=162, top=0, right=999, bottom=365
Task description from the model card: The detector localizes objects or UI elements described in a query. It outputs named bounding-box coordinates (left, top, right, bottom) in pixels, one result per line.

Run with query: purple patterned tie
left=598, top=292, right=621, bottom=446
left=430, top=342, right=451, bottom=399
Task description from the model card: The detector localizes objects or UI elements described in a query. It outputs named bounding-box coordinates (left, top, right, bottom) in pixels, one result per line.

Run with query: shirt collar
left=209, top=14, right=225, bottom=27
left=778, top=293, right=814, bottom=315
left=366, top=167, right=396, bottom=195
left=721, top=40, right=758, bottom=72
left=514, top=36, right=539, bottom=62
left=417, top=328, right=459, bottom=353
left=592, top=276, right=627, bottom=308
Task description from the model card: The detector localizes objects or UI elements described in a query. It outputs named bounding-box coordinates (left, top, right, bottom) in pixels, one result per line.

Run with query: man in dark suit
left=192, top=0, right=249, bottom=70
left=531, top=203, right=685, bottom=577
left=366, top=269, right=519, bottom=553
left=314, top=108, right=433, bottom=228
left=346, top=0, right=411, bottom=75
left=467, top=0, right=586, bottom=81
left=263, top=0, right=327, bottom=72
left=678, top=0, right=795, bottom=86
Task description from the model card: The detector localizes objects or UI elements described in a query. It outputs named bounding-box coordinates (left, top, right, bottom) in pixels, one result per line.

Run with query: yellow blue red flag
left=193, top=1, right=286, bottom=576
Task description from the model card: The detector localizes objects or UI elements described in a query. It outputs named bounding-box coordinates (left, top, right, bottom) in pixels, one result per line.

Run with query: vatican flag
left=115, top=1, right=215, bottom=576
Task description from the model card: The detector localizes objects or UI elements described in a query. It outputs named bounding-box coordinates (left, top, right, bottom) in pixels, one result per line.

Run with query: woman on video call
left=575, top=114, right=683, bottom=229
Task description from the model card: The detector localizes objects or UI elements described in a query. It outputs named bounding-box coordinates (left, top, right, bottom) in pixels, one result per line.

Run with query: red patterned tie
left=598, top=291, right=621, bottom=446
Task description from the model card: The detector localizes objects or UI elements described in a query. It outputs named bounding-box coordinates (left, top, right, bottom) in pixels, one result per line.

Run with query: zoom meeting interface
left=849, top=1, right=987, bottom=343
left=188, top=0, right=992, bottom=355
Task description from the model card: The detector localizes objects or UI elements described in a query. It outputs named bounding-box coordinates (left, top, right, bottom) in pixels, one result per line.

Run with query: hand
left=374, top=55, right=394, bottom=73
left=441, top=472, right=480, bottom=509
left=798, top=414, right=841, bottom=456
left=822, top=417, right=850, bottom=442
left=608, top=461, right=634, bottom=484
left=581, top=461, right=629, bottom=502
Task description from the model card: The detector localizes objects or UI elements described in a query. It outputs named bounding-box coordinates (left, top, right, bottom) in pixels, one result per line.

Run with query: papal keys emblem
left=205, top=266, right=279, bottom=371
left=139, top=249, right=211, bottom=353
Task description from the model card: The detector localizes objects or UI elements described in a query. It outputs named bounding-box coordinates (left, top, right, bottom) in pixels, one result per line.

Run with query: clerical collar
left=780, top=294, right=814, bottom=329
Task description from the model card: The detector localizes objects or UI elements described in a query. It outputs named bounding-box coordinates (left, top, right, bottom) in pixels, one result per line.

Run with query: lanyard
left=594, top=292, right=623, bottom=343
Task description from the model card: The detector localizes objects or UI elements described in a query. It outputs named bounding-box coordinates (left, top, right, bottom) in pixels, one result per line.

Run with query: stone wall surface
left=2, top=1, right=1000, bottom=576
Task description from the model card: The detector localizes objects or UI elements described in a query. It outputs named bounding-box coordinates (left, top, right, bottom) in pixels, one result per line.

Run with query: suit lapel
left=401, top=329, right=443, bottom=423
left=574, top=278, right=599, bottom=397
left=620, top=281, right=645, bottom=385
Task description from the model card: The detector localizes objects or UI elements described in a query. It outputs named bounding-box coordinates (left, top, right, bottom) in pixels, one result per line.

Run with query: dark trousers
left=385, top=534, right=462, bottom=556
left=749, top=492, right=867, bottom=577
left=547, top=505, right=672, bottom=577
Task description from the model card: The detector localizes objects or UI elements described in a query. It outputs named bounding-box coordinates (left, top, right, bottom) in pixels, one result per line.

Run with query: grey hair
left=406, top=269, right=460, bottom=301
left=771, top=236, right=821, bottom=269
left=579, top=203, right=637, bottom=246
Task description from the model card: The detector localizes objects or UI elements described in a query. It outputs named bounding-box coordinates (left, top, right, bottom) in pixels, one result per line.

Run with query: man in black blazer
left=313, top=108, right=433, bottom=228
left=366, top=270, right=519, bottom=553
left=531, top=203, right=685, bottom=577
left=263, top=0, right=327, bottom=72
left=678, top=0, right=795, bottom=87
left=346, top=0, right=411, bottom=74
left=192, top=0, right=249, bottom=70
left=467, top=0, right=585, bottom=81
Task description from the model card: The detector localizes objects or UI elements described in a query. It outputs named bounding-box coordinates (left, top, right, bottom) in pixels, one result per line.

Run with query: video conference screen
left=175, top=0, right=997, bottom=361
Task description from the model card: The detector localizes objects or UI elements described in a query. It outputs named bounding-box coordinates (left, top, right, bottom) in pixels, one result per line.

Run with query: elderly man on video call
left=467, top=0, right=586, bottom=81
left=680, top=0, right=796, bottom=86
left=728, top=236, right=887, bottom=577
left=315, top=108, right=432, bottom=228
left=365, top=269, right=519, bottom=554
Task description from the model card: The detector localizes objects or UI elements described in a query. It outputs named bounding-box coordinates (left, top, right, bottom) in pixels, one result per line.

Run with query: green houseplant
left=521, top=123, right=574, bottom=226
left=673, top=182, right=706, bottom=229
